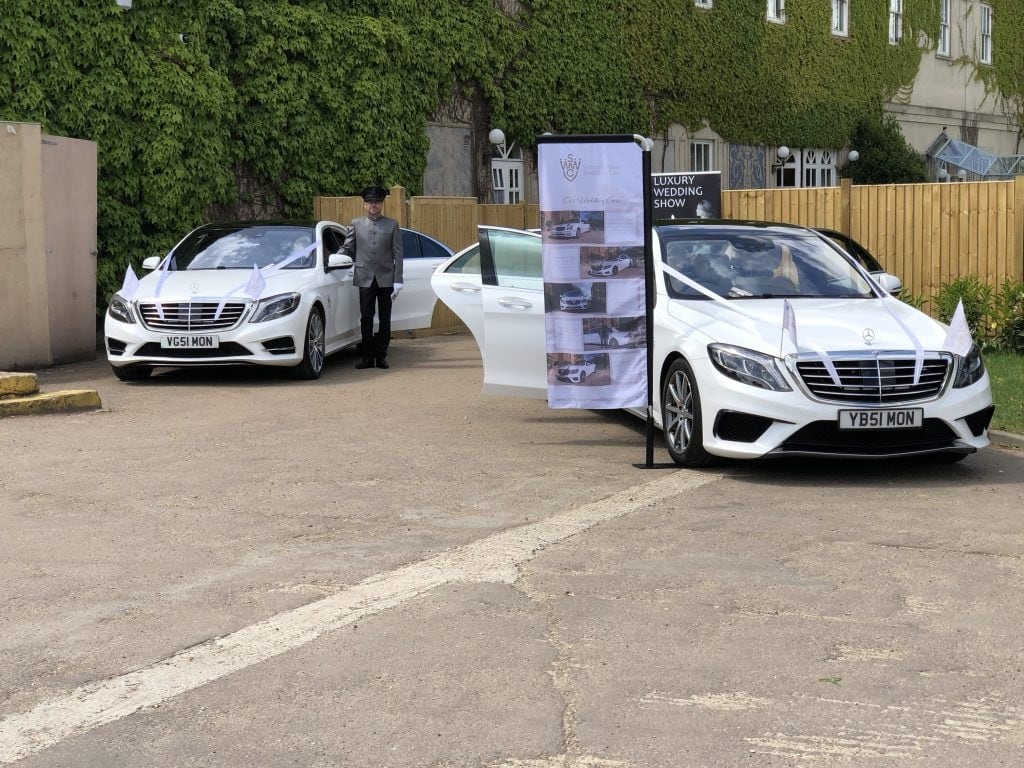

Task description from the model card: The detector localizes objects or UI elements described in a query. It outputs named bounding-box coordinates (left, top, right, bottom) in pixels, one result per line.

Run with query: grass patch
left=984, top=351, right=1024, bottom=434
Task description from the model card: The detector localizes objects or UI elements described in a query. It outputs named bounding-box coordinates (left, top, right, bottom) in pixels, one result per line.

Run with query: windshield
left=658, top=226, right=876, bottom=300
left=170, top=225, right=317, bottom=271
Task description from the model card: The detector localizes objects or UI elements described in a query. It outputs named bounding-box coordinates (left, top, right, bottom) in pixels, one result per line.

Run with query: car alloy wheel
left=292, top=308, right=325, bottom=380
left=662, top=358, right=714, bottom=467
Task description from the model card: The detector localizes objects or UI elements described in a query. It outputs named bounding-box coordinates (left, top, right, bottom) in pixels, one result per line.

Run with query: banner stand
left=641, top=141, right=656, bottom=468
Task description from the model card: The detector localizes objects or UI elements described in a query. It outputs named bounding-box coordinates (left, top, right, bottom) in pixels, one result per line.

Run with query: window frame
left=831, top=0, right=849, bottom=37
left=690, top=140, right=714, bottom=173
left=937, top=0, right=951, bottom=57
left=980, top=3, right=993, bottom=65
left=889, top=0, right=903, bottom=44
left=767, top=0, right=785, bottom=24
left=695, top=0, right=713, bottom=8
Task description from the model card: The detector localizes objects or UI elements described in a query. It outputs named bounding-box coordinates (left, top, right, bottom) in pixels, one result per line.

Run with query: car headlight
left=107, top=294, right=136, bottom=324
left=953, top=343, right=985, bottom=388
left=250, top=293, right=301, bottom=323
left=708, top=343, right=792, bottom=391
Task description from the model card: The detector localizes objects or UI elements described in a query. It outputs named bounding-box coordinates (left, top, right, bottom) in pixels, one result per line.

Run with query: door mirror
left=876, top=273, right=903, bottom=296
left=142, top=256, right=162, bottom=271
left=327, top=252, right=354, bottom=270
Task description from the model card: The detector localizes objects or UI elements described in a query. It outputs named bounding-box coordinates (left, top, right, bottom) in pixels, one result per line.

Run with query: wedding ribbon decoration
left=209, top=242, right=318, bottom=321
left=120, top=264, right=140, bottom=301
left=779, top=298, right=841, bottom=387
left=942, top=299, right=973, bottom=356
left=881, top=296, right=926, bottom=385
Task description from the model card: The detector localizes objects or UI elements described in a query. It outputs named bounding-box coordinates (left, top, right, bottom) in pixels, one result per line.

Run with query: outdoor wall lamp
left=957, top=168, right=968, bottom=181
left=937, top=167, right=950, bottom=182
left=771, top=145, right=791, bottom=173
left=489, top=128, right=514, bottom=160
left=847, top=149, right=860, bottom=162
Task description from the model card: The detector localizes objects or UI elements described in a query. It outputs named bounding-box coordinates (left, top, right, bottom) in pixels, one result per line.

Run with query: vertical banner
left=537, top=136, right=648, bottom=410
left=650, top=171, right=722, bottom=220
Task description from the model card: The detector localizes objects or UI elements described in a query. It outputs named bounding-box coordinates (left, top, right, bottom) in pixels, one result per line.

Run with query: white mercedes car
left=104, top=221, right=451, bottom=380
left=431, top=223, right=994, bottom=465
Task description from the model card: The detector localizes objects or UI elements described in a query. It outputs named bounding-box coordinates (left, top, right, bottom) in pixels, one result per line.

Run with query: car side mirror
left=876, top=273, right=902, bottom=297
left=142, top=256, right=162, bottom=271
left=327, top=252, right=354, bottom=270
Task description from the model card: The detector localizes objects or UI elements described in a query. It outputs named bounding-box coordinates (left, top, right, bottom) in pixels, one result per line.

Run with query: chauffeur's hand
left=391, top=283, right=403, bottom=299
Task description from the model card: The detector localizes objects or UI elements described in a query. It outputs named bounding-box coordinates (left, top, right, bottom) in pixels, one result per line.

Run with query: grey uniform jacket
left=342, top=215, right=404, bottom=288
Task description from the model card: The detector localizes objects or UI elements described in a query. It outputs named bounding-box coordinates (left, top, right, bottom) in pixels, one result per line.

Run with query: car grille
left=795, top=353, right=950, bottom=404
left=138, top=301, right=247, bottom=331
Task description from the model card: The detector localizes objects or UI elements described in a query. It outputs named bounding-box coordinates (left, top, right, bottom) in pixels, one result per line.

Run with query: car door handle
left=451, top=282, right=481, bottom=293
left=497, top=297, right=533, bottom=309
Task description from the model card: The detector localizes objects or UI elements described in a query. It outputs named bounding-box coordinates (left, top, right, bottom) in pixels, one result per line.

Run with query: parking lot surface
left=2, top=333, right=1023, bottom=767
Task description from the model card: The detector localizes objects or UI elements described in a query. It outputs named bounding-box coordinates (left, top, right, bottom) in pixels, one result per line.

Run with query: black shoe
left=375, top=360, right=390, bottom=369
left=355, top=359, right=375, bottom=369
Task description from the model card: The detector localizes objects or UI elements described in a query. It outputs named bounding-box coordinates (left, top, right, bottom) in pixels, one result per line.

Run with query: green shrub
left=992, top=279, right=1024, bottom=354
left=933, top=276, right=995, bottom=343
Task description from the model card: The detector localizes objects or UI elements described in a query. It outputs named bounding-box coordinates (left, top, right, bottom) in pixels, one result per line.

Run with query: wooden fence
left=315, top=176, right=1024, bottom=327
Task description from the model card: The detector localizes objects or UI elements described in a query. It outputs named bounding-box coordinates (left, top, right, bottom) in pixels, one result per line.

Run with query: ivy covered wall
left=0, top=0, right=1012, bottom=306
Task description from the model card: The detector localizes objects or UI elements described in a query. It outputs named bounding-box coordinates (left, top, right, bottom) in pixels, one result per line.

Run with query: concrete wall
left=0, top=122, right=97, bottom=370
left=42, top=134, right=98, bottom=364
left=0, top=122, right=51, bottom=369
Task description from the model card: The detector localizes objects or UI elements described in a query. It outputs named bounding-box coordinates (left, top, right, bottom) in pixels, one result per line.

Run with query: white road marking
left=0, top=469, right=719, bottom=765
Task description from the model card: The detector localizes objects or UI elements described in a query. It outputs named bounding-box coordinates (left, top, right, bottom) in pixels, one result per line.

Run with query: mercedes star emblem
left=862, top=328, right=876, bottom=343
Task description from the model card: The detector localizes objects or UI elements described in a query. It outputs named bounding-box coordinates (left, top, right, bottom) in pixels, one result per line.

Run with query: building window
left=690, top=141, right=713, bottom=172
left=980, top=3, right=993, bottom=65
left=491, top=159, right=522, bottom=204
left=774, top=148, right=838, bottom=189
left=889, top=0, right=903, bottom=44
left=695, top=0, right=712, bottom=8
left=832, top=0, right=849, bottom=37
left=938, top=0, right=950, bottom=56
left=767, top=0, right=785, bottom=24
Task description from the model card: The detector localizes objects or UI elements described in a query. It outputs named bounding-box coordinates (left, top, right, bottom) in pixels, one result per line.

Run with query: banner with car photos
left=537, top=136, right=648, bottom=410
left=650, top=171, right=722, bottom=220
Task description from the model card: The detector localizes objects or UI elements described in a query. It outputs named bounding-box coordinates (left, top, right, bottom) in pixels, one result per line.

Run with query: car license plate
left=160, top=335, right=219, bottom=349
left=838, top=408, right=923, bottom=430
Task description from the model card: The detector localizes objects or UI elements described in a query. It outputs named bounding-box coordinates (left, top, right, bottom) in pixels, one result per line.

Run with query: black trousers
left=358, top=280, right=393, bottom=362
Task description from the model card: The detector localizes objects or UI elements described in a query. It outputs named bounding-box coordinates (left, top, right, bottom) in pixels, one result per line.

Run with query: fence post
left=840, top=177, right=852, bottom=235
left=1015, top=175, right=1024, bottom=282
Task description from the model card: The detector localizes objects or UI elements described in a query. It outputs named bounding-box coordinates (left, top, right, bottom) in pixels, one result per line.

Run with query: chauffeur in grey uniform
left=342, top=186, right=404, bottom=369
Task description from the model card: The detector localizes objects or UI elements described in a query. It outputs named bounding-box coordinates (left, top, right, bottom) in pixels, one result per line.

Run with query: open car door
left=479, top=228, right=547, bottom=399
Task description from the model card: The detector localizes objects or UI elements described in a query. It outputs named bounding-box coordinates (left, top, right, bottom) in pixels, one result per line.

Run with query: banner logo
left=560, top=154, right=582, bottom=182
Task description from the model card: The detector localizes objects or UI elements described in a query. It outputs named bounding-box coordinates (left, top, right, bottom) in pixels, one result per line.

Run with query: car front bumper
left=105, top=309, right=309, bottom=369
left=657, top=352, right=994, bottom=460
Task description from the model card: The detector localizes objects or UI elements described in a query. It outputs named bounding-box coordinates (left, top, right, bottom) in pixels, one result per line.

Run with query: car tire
left=662, top=358, right=715, bottom=467
left=579, top=371, right=587, bottom=383
left=291, top=307, right=326, bottom=380
left=609, top=338, right=619, bottom=348
left=611, top=266, right=618, bottom=275
left=111, top=365, right=152, bottom=381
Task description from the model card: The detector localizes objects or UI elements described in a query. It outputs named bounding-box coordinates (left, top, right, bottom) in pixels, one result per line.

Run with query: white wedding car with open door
left=431, top=222, right=994, bottom=466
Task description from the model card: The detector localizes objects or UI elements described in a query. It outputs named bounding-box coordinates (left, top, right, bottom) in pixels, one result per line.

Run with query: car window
left=419, top=235, right=451, bottom=260
left=178, top=225, right=316, bottom=271
left=401, top=229, right=422, bottom=259
left=489, top=230, right=542, bottom=286
left=444, top=244, right=481, bottom=274
left=825, top=232, right=884, bottom=273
